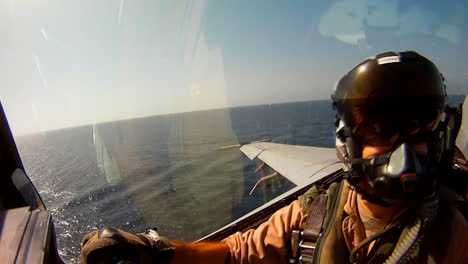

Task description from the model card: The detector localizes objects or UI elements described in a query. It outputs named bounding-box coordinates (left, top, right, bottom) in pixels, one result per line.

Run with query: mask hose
left=349, top=222, right=400, bottom=263
left=383, top=193, right=438, bottom=264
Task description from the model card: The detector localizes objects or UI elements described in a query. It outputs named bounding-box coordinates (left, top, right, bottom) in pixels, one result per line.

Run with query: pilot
left=81, top=51, right=468, bottom=264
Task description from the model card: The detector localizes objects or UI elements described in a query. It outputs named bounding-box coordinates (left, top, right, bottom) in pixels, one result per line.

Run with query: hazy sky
left=1, top=0, right=467, bottom=135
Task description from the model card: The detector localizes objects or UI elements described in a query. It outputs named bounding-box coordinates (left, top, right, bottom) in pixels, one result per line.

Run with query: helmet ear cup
left=439, top=105, right=462, bottom=166
left=335, top=120, right=364, bottom=185
left=335, top=120, right=362, bottom=161
left=344, top=135, right=364, bottom=186
left=335, top=120, right=350, bottom=166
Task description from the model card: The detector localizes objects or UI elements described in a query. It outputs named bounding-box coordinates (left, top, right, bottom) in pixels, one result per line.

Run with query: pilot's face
left=356, top=120, right=438, bottom=207
left=362, top=142, right=428, bottom=158
left=357, top=141, right=429, bottom=209
left=359, top=132, right=430, bottom=204
left=361, top=122, right=433, bottom=158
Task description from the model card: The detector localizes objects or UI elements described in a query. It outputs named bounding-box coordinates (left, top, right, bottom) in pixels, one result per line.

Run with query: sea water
left=14, top=96, right=464, bottom=263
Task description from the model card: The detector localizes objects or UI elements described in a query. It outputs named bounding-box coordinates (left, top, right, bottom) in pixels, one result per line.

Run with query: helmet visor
left=341, top=96, right=443, bottom=146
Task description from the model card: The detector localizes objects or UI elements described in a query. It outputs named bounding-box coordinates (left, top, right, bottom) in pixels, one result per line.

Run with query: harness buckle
left=298, top=240, right=316, bottom=264
left=289, top=230, right=317, bottom=264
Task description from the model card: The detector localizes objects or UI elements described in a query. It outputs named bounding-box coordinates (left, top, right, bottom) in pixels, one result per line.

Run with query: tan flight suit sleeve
left=222, top=200, right=307, bottom=264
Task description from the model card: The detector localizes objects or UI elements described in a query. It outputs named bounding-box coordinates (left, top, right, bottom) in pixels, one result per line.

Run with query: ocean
left=16, top=100, right=336, bottom=263
left=14, top=96, right=464, bottom=263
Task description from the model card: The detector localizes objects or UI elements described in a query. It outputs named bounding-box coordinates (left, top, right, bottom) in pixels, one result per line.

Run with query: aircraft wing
left=200, top=142, right=342, bottom=241
left=240, top=142, right=341, bottom=186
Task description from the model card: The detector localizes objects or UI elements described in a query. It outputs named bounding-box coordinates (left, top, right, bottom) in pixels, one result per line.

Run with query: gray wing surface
left=240, top=142, right=341, bottom=186
left=199, top=142, right=341, bottom=241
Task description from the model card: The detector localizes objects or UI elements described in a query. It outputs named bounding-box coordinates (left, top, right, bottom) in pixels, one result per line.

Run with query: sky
left=1, top=0, right=467, bottom=135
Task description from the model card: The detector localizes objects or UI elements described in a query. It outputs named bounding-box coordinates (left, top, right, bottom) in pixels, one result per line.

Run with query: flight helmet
left=332, top=51, right=446, bottom=206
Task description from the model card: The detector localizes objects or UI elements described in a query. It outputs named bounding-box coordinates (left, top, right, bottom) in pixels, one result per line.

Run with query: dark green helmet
left=333, top=51, right=446, bottom=147
left=332, top=51, right=447, bottom=206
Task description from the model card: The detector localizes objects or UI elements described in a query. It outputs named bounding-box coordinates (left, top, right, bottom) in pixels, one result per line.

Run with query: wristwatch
left=142, top=228, right=175, bottom=264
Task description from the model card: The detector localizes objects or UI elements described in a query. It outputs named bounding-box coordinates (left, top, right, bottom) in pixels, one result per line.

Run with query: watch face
left=146, top=229, right=161, bottom=241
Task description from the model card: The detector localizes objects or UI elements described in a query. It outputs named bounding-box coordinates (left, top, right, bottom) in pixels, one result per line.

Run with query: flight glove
left=81, top=227, right=174, bottom=264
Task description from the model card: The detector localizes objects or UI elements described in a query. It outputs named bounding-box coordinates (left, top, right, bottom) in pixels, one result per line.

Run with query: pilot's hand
left=80, top=227, right=174, bottom=264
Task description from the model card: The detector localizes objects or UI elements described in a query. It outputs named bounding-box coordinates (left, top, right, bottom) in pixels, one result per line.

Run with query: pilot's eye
left=356, top=122, right=393, bottom=145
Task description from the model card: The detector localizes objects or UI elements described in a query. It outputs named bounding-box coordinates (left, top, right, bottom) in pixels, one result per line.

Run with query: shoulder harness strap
left=290, top=180, right=348, bottom=264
